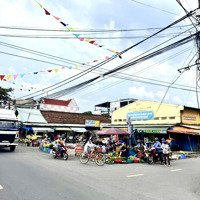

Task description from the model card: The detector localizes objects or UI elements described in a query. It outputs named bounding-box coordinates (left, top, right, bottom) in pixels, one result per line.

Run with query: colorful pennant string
left=33, top=0, right=122, bottom=62
left=0, top=66, right=73, bottom=81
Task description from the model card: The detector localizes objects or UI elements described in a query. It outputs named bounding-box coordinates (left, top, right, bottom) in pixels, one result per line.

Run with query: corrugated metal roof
left=17, top=108, right=47, bottom=123
left=42, top=98, right=71, bottom=106
left=168, top=126, right=200, bottom=136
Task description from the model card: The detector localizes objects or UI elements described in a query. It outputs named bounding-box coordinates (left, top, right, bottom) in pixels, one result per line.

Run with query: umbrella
left=96, top=127, right=129, bottom=135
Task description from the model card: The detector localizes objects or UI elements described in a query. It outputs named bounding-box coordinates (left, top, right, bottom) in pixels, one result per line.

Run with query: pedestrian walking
left=161, top=139, right=171, bottom=166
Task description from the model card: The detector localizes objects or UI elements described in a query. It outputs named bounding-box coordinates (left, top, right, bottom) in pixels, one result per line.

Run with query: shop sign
left=127, top=111, right=154, bottom=121
left=137, top=129, right=167, bottom=134
left=183, top=116, right=196, bottom=121
left=85, top=120, right=100, bottom=127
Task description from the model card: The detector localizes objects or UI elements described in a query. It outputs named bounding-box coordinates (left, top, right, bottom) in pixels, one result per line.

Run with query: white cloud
left=172, top=95, right=183, bottom=105
left=128, top=86, right=154, bottom=100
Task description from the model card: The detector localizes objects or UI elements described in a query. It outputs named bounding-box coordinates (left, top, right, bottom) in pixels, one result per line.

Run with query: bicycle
left=79, top=148, right=106, bottom=166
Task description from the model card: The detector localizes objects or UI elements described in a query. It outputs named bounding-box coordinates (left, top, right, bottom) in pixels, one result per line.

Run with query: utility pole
left=196, top=1, right=200, bottom=108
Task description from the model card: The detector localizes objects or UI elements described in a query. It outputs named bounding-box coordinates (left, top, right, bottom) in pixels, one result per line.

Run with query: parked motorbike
left=52, top=145, right=68, bottom=160
left=145, top=147, right=163, bottom=165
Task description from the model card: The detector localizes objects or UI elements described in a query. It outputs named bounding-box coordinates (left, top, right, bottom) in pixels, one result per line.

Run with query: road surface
left=0, top=145, right=200, bottom=200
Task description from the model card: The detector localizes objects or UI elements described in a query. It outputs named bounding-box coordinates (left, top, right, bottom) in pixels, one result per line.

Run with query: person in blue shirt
left=153, top=137, right=163, bottom=163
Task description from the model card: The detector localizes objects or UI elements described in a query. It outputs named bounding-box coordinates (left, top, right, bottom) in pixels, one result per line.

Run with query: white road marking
left=171, top=169, right=182, bottom=172
left=0, top=185, right=3, bottom=190
left=127, top=174, right=144, bottom=178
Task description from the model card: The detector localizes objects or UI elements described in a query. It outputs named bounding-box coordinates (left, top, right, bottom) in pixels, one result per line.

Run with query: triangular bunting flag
left=73, top=34, right=80, bottom=38
left=111, top=55, right=117, bottom=59
left=33, top=72, right=38, bottom=74
left=48, top=70, right=52, bottom=73
left=38, top=3, right=43, bottom=8
left=74, top=65, right=78, bottom=69
left=117, top=53, right=122, bottom=59
left=54, top=68, right=59, bottom=72
left=43, top=8, right=50, bottom=15
left=34, top=0, right=43, bottom=8
left=0, top=75, right=5, bottom=80
left=13, top=74, right=18, bottom=80
left=89, top=40, right=95, bottom=44
left=60, top=21, right=67, bottom=26
left=20, top=74, right=25, bottom=78
left=67, top=27, right=74, bottom=31
left=53, top=15, right=60, bottom=20
left=79, top=37, right=84, bottom=41
left=5, top=75, right=11, bottom=80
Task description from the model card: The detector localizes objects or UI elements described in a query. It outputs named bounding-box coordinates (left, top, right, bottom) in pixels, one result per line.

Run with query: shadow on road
left=0, top=148, right=12, bottom=153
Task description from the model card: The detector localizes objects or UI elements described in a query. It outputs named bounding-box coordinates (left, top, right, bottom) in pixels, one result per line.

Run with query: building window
left=114, top=119, right=117, bottom=122
left=123, top=119, right=126, bottom=122
left=154, top=117, right=159, bottom=120
left=161, top=117, right=167, bottom=120
left=118, top=119, right=122, bottom=122
left=169, top=117, right=175, bottom=119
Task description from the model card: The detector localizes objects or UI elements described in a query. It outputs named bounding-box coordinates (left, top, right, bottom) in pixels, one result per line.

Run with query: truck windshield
left=0, top=121, right=18, bottom=129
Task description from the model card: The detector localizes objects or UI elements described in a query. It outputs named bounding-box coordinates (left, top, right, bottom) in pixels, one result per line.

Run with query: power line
left=131, top=0, right=179, bottom=16
left=0, top=33, right=196, bottom=40
left=16, top=11, right=194, bottom=99
left=156, top=52, right=197, bottom=113
left=0, top=24, right=193, bottom=32
left=45, top=31, right=197, bottom=99
left=104, top=31, right=196, bottom=77
left=0, top=38, right=193, bottom=96
left=0, top=41, right=86, bottom=66
left=77, top=47, right=195, bottom=98
left=0, top=25, right=193, bottom=99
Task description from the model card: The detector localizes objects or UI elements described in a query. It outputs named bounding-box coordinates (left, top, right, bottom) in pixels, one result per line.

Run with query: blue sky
left=0, top=0, right=199, bottom=112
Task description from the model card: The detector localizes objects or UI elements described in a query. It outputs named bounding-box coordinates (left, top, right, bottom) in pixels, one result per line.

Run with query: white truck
left=0, top=109, right=19, bottom=152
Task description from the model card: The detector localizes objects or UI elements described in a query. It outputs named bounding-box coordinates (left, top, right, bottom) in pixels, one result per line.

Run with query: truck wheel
left=10, top=146, right=16, bottom=152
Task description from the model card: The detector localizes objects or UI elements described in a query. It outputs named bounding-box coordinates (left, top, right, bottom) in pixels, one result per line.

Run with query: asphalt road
left=0, top=145, right=200, bottom=200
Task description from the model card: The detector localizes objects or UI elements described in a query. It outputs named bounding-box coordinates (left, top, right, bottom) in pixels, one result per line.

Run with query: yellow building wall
left=182, top=108, right=200, bottom=125
left=112, top=100, right=183, bottom=125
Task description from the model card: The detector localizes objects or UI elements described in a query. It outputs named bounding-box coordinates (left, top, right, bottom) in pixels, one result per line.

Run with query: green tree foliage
left=0, top=87, right=13, bottom=103
left=83, top=111, right=93, bottom=115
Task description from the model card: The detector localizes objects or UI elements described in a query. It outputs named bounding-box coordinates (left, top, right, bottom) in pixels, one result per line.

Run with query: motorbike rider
left=153, top=137, right=163, bottom=163
left=53, top=135, right=66, bottom=156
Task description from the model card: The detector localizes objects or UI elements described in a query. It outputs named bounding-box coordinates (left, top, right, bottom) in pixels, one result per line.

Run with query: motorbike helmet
left=154, top=137, right=159, bottom=141
left=161, top=138, right=165, bottom=142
